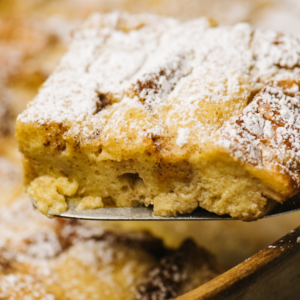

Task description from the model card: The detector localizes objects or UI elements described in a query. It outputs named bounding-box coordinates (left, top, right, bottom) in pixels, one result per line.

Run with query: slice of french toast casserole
left=16, top=12, right=300, bottom=220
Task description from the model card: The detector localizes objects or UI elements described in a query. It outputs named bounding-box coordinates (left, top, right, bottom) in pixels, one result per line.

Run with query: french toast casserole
left=16, top=12, right=300, bottom=221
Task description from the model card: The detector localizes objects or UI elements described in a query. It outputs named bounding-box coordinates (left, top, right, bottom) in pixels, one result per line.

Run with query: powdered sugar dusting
left=18, top=12, right=300, bottom=139
left=252, top=30, right=300, bottom=79
left=19, top=12, right=178, bottom=126
left=176, top=128, right=190, bottom=147
left=215, top=80, right=300, bottom=188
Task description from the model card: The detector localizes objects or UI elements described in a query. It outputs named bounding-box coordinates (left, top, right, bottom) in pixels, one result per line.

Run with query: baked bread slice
left=16, top=12, right=300, bottom=220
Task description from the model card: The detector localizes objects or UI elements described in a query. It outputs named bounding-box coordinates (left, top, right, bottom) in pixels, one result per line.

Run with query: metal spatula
left=31, top=195, right=300, bottom=220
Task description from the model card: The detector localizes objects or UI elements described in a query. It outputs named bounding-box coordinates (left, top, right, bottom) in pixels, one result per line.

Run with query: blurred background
left=0, top=0, right=300, bottom=272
